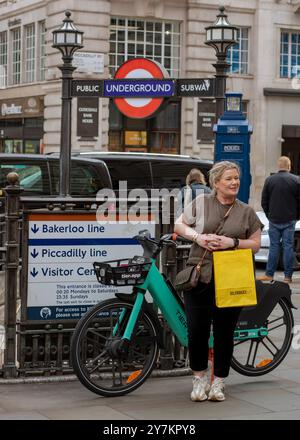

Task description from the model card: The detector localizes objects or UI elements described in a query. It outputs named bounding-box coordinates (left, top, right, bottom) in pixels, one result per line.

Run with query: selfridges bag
left=213, top=249, right=257, bottom=308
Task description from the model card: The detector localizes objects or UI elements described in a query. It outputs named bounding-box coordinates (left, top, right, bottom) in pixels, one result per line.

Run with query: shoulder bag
left=174, top=203, right=234, bottom=292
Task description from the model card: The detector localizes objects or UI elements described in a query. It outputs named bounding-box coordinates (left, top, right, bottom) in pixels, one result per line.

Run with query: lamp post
left=205, top=6, right=238, bottom=122
left=52, top=10, right=83, bottom=197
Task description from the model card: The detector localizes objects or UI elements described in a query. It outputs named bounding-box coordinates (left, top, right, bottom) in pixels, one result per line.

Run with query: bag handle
left=196, top=202, right=235, bottom=271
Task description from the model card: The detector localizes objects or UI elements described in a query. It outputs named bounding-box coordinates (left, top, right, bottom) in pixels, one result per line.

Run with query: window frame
left=109, top=17, right=181, bottom=78
left=226, top=27, right=250, bottom=75
left=0, top=31, right=7, bottom=87
left=279, top=29, right=300, bottom=79
left=11, top=27, right=21, bottom=85
left=24, top=23, right=36, bottom=83
left=39, top=20, right=46, bottom=81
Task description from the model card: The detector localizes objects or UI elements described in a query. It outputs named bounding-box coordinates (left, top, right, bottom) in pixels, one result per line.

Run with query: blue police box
left=214, top=92, right=253, bottom=203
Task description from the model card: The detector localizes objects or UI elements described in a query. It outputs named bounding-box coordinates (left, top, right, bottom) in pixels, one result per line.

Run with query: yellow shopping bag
left=213, top=249, right=257, bottom=308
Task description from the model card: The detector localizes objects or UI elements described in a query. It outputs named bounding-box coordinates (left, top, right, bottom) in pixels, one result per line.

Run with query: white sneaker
left=190, top=375, right=210, bottom=402
left=208, top=378, right=226, bottom=402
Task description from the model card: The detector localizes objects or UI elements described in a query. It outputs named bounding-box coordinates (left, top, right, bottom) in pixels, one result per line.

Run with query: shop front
left=0, top=96, right=44, bottom=154
left=108, top=98, right=181, bottom=154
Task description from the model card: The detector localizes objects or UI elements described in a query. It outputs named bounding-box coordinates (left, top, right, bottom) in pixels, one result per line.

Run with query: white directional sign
left=27, top=214, right=155, bottom=321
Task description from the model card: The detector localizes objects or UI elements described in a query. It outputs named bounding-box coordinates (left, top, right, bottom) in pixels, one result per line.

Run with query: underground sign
left=113, top=58, right=172, bottom=119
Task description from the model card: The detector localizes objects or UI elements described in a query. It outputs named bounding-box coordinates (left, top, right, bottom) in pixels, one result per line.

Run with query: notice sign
left=26, top=214, right=155, bottom=321
left=77, top=97, right=99, bottom=138
left=197, top=99, right=216, bottom=142
left=73, top=52, right=104, bottom=74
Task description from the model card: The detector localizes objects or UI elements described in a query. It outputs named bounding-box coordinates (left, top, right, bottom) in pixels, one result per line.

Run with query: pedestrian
left=176, top=168, right=211, bottom=217
left=257, top=156, right=300, bottom=284
left=174, top=161, right=262, bottom=402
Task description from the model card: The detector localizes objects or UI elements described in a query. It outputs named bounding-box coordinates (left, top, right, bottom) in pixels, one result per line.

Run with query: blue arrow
left=30, top=249, right=39, bottom=259
left=31, top=224, right=39, bottom=234
left=30, top=268, right=38, bottom=278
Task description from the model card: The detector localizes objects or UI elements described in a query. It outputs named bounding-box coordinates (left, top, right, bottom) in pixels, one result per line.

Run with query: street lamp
left=205, top=5, right=238, bottom=122
left=52, top=10, right=83, bottom=197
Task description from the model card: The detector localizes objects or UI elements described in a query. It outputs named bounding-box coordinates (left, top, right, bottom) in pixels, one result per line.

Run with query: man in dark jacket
left=258, top=156, right=300, bottom=284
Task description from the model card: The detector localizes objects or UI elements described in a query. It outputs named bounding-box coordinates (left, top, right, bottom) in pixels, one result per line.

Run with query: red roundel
left=114, top=58, right=166, bottom=119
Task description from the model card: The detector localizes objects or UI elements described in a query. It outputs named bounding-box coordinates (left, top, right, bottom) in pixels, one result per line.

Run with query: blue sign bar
left=103, top=79, right=175, bottom=98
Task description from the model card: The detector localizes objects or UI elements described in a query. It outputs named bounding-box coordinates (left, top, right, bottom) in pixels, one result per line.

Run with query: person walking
left=175, top=161, right=262, bottom=402
left=257, top=156, right=300, bottom=284
left=177, top=168, right=211, bottom=217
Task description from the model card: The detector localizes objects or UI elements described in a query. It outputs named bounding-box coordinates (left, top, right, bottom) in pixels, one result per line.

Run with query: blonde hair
left=186, top=168, right=206, bottom=186
left=209, top=161, right=240, bottom=190
left=277, top=156, right=291, bottom=171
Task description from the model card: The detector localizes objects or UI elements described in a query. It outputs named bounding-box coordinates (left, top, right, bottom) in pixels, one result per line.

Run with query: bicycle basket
left=93, top=256, right=152, bottom=286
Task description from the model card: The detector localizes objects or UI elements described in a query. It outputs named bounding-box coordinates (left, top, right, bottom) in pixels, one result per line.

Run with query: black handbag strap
left=196, top=202, right=235, bottom=270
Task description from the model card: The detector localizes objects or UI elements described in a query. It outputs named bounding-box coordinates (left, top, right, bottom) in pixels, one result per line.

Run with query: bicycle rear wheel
left=231, top=298, right=294, bottom=376
left=71, top=298, right=159, bottom=396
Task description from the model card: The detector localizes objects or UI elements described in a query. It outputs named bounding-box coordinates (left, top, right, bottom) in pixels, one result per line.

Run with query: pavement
left=0, top=267, right=300, bottom=420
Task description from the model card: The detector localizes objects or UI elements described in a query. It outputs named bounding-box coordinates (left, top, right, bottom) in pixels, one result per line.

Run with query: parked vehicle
left=74, top=151, right=213, bottom=195
left=255, top=211, right=300, bottom=270
left=0, top=154, right=112, bottom=199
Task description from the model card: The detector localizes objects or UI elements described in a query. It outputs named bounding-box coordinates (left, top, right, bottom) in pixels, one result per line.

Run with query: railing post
left=3, top=172, right=22, bottom=378
left=159, top=242, right=178, bottom=370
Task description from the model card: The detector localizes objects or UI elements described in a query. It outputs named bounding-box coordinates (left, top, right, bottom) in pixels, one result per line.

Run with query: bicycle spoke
left=246, top=340, right=259, bottom=367
left=231, top=298, right=293, bottom=376
left=72, top=299, right=159, bottom=396
left=260, top=338, right=278, bottom=357
left=87, top=354, right=111, bottom=374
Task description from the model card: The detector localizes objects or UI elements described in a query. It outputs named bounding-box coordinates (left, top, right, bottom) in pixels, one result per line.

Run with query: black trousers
left=184, top=281, right=242, bottom=378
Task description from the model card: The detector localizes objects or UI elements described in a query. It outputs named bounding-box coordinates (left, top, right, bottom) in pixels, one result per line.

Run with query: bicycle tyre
left=71, top=298, right=159, bottom=397
left=231, top=298, right=294, bottom=376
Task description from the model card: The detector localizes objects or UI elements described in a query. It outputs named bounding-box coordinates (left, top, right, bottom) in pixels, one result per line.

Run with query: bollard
left=3, top=172, right=22, bottom=378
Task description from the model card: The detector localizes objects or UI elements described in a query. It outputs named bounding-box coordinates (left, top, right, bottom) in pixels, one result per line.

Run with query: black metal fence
left=0, top=174, right=191, bottom=378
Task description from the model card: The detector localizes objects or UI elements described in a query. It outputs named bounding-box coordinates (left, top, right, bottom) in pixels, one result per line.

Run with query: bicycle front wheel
left=71, top=298, right=159, bottom=397
left=231, top=298, right=294, bottom=376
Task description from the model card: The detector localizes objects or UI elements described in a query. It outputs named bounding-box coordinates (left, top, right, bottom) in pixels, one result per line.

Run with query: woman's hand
left=196, top=234, right=234, bottom=251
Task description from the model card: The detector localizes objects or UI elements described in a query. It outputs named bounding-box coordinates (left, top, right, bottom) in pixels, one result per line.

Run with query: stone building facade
left=0, top=0, right=300, bottom=208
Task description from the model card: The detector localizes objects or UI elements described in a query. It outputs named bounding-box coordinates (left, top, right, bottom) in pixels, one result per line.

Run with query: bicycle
left=71, top=230, right=295, bottom=397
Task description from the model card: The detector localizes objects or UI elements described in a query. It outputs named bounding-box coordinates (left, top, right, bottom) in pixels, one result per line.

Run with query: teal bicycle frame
left=119, top=258, right=269, bottom=346
left=121, top=258, right=189, bottom=346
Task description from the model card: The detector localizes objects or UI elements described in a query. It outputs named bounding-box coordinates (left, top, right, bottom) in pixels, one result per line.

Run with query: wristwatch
left=231, top=237, right=239, bottom=249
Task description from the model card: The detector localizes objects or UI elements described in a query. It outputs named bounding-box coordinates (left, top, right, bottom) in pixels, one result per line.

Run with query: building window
left=0, top=31, right=7, bottom=87
left=109, top=17, right=181, bottom=78
left=39, top=21, right=46, bottom=81
left=11, top=27, right=21, bottom=85
left=25, top=24, right=35, bottom=83
left=280, top=31, right=300, bottom=78
left=226, top=28, right=249, bottom=74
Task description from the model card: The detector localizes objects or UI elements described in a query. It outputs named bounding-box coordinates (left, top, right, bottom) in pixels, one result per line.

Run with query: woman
left=177, top=168, right=211, bottom=218
left=174, top=161, right=262, bottom=402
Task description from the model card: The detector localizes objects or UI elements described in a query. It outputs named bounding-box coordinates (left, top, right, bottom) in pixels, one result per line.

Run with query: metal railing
left=0, top=174, right=191, bottom=377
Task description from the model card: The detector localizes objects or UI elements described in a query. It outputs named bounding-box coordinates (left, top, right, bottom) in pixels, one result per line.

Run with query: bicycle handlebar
left=134, top=230, right=192, bottom=259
